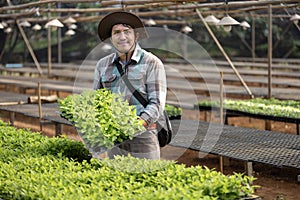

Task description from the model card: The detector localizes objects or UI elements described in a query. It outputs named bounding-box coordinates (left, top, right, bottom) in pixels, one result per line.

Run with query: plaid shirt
left=93, top=44, right=167, bottom=125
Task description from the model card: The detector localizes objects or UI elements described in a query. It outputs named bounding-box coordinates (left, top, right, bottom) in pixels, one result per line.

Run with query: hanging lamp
left=4, top=27, right=12, bottom=33
left=240, top=20, right=251, bottom=30
left=145, top=18, right=156, bottom=26
left=217, top=0, right=240, bottom=32
left=290, top=14, right=300, bottom=24
left=63, top=17, right=77, bottom=24
left=19, top=21, right=31, bottom=27
left=68, top=24, right=77, bottom=30
left=204, top=14, right=220, bottom=25
left=32, top=24, right=42, bottom=31
left=65, top=29, right=76, bottom=36
left=45, top=19, right=64, bottom=28
left=1, top=22, right=7, bottom=28
left=181, top=25, right=193, bottom=34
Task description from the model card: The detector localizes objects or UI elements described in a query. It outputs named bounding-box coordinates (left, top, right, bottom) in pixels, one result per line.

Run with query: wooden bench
left=0, top=102, right=71, bottom=136
left=232, top=57, right=300, bottom=65
left=165, top=63, right=300, bottom=79
left=0, top=74, right=91, bottom=95
left=166, top=58, right=300, bottom=71
left=166, top=70, right=300, bottom=89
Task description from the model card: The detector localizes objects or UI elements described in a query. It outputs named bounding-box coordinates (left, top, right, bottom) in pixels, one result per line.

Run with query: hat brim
left=98, top=11, right=148, bottom=42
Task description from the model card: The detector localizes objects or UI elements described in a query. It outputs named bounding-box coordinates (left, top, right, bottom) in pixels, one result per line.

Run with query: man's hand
left=140, top=118, right=157, bottom=130
left=140, top=118, right=148, bottom=128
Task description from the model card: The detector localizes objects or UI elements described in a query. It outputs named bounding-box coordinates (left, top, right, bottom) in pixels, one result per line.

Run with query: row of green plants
left=0, top=119, right=258, bottom=199
left=196, top=98, right=300, bottom=119
left=165, top=103, right=182, bottom=119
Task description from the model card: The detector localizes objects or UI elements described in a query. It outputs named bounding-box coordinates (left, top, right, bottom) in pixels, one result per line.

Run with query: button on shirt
left=93, top=44, right=167, bottom=125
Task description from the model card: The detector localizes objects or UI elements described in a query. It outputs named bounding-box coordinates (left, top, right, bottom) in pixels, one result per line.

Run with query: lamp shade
left=0, top=23, right=3, bottom=29
left=63, top=17, right=77, bottom=24
left=145, top=18, right=156, bottom=26
left=32, top=24, right=42, bottom=31
left=4, top=27, right=12, bottom=33
left=290, top=14, right=300, bottom=24
left=68, top=24, right=77, bottom=30
left=204, top=14, right=220, bottom=25
left=240, top=21, right=250, bottom=29
left=1, top=22, right=7, bottom=27
left=181, top=25, right=192, bottom=33
left=217, top=15, right=240, bottom=26
left=45, top=19, right=64, bottom=28
left=290, top=14, right=300, bottom=21
left=65, top=29, right=75, bottom=36
left=19, top=21, right=31, bottom=27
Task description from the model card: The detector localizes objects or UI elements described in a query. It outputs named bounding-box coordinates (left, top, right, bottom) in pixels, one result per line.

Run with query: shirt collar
left=111, top=43, right=143, bottom=65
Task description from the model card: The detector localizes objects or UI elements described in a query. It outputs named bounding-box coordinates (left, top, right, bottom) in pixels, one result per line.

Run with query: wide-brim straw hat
left=98, top=11, right=148, bottom=42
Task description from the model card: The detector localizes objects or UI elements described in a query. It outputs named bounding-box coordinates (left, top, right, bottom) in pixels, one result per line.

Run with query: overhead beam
left=0, top=0, right=299, bottom=16
left=168, top=0, right=300, bottom=10
left=0, top=0, right=99, bottom=12
left=0, top=0, right=201, bottom=12
left=1, top=6, right=299, bottom=24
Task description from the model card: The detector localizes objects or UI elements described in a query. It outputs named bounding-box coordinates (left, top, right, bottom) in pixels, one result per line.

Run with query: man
left=93, top=11, right=167, bottom=160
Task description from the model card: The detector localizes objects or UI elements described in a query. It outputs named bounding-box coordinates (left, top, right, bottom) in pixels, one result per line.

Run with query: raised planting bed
left=165, top=104, right=182, bottom=120
left=196, top=98, right=300, bottom=120
left=196, top=98, right=300, bottom=134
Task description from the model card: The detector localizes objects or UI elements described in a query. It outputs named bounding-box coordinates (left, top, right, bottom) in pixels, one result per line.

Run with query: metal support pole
left=55, top=123, right=62, bottom=136
left=251, top=15, right=256, bottom=62
left=219, top=156, right=224, bottom=173
left=245, top=161, right=253, bottom=177
left=268, top=4, right=272, bottom=99
left=47, top=29, right=52, bottom=76
left=294, top=23, right=300, bottom=32
left=196, top=9, right=254, bottom=98
left=16, top=20, right=43, bottom=75
left=47, top=3, right=52, bottom=76
left=38, top=81, right=42, bottom=120
left=220, top=72, right=224, bottom=125
left=57, top=28, right=62, bottom=63
left=57, top=2, right=62, bottom=63
left=265, top=4, right=273, bottom=131
left=9, top=112, right=15, bottom=126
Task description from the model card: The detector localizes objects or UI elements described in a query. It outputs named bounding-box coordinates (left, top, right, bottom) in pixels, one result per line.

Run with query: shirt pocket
left=128, top=74, right=145, bottom=92
left=101, top=74, right=118, bottom=89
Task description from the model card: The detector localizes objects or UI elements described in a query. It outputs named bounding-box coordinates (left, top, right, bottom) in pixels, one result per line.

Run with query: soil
left=0, top=109, right=299, bottom=200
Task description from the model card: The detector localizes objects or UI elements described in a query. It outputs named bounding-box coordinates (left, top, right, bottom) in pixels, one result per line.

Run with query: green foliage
left=165, top=104, right=182, bottom=118
left=58, top=89, right=145, bottom=150
left=39, top=135, right=91, bottom=162
left=0, top=120, right=258, bottom=199
left=196, top=98, right=300, bottom=119
left=0, top=121, right=90, bottom=162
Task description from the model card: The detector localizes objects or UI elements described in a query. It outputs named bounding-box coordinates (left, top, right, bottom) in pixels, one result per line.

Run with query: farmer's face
left=111, top=24, right=137, bottom=55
